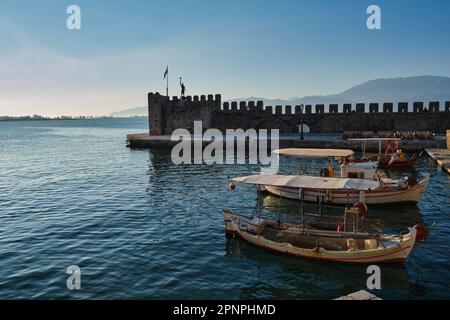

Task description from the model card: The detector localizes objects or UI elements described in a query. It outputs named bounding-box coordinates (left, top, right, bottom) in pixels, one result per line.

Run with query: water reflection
left=225, top=238, right=412, bottom=299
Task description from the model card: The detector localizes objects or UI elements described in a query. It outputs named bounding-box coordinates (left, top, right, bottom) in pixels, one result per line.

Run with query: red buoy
left=414, top=225, right=429, bottom=242
left=337, top=225, right=344, bottom=232
left=352, top=202, right=368, bottom=217
left=229, top=182, right=236, bottom=190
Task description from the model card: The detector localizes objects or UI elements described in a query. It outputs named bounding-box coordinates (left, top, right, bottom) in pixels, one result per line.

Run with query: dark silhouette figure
left=180, top=77, right=186, bottom=98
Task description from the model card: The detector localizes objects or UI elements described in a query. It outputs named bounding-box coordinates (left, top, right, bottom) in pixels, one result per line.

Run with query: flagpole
left=166, top=65, right=169, bottom=97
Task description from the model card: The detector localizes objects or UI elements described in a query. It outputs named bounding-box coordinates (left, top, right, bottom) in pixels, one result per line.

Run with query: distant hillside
left=110, top=106, right=147, bottom=117
left=332, top=75, right=450, bottom=102
left=112, top=76, right=450, bottom=116
left=231, top=76, right=450, bottom=108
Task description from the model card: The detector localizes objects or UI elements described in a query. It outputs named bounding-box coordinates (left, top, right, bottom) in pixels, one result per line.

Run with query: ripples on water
left=0, top=118, right=448, bottom=299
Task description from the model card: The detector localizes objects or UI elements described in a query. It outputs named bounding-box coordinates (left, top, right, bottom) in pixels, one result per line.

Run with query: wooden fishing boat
left=224, top=209, right=423, bottom=264
left=233, top=148, right=429, bottom=205
left=346, top=138, right=418, bottom=168
left=345, top=155, right=417, bottom=169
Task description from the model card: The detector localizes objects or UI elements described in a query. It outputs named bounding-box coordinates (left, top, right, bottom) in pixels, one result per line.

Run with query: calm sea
left=0, top=118, right=448, bottom=299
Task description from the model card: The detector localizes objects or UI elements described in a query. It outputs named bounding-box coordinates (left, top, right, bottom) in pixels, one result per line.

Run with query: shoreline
left=0, top=116, right=147, bottom=122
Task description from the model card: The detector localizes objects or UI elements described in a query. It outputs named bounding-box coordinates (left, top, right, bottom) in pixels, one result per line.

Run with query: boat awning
left=273, top=148, right=354, bottom=158
left=231, top=175, right=380, bottom=191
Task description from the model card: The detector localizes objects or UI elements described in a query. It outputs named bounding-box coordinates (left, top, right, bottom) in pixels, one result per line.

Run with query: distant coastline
left=0, top=115, right=147, bottom=122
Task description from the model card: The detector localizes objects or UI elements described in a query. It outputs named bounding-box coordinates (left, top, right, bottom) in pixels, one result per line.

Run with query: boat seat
left=263, top=220, right=288, bottom=230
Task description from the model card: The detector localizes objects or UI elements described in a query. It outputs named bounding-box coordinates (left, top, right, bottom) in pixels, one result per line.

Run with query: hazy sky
left=1, top=0, right=450, bottom=116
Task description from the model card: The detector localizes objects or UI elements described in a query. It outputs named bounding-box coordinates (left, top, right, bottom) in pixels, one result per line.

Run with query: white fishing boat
left=231, top=148, right=429, bottom=205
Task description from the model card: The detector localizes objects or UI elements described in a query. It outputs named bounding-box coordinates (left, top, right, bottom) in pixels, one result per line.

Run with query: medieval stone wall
left=148, top=92, right=450, bottom=135
left=148, top=92, right=221, bottom=135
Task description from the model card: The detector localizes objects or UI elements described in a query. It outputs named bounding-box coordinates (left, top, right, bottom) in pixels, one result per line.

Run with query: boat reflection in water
left=224, top=238, right=415, bottom=300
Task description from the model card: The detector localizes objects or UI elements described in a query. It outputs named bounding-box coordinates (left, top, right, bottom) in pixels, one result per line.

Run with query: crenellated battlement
left=148, top=92, right=221, bottom=104
left=148, top=92, right=221, bottom=135
left=218, top=100, right=450, bottom=114
left=148, top=91, right=450, bottom=135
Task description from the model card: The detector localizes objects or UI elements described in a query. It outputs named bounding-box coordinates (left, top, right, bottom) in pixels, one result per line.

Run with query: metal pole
left=166, top=65, right=169, bottom=97
left=278, top=188, right=282, bottom=227
left=300, top=104, right=304, bottom=140
left=299, top=188, right=304, bottom=231
left=256, top=186, right=260, bottom=217
left=257, top=186, right=261, bottom=235
left=318, top=190, right=322, bottom=215
left=378, top=141, right=382, bottom=162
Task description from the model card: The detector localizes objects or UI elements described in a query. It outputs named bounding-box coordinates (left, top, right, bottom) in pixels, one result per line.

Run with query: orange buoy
left=414, top=225, right=429, bottom=242
left=229, top=182, right=236, bottom=190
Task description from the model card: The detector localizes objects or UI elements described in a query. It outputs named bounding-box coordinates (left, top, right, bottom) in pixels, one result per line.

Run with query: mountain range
left=110, top=75, right=450, bottom=116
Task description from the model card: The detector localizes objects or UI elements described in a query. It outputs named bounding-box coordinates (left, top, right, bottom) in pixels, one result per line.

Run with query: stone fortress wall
left=148, top=92, right=450, bottom=135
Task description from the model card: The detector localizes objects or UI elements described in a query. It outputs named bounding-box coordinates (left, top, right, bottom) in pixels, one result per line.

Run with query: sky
left=0, top=0, right=450, bottom=116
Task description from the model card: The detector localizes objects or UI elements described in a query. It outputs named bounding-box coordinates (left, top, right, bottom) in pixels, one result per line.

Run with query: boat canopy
left=274, top=148, right=354, bottom=158
left=231, top=175, right=380, bottom=191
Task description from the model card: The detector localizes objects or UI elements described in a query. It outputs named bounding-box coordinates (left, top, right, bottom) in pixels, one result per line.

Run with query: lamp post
left=300, top=104, right=304, bottom=140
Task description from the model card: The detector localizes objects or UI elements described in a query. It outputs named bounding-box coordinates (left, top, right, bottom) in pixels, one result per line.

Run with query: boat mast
left=278, top=188, right=283, bottom=225
left=318, top=190, right=322, bottom=216
left=299, top=188, right=304, bottom=231
left=257, top=186, right=261, bottom=236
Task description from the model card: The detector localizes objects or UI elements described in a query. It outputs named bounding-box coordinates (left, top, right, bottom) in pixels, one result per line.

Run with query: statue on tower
left=180, top=77, right=186, bottom=98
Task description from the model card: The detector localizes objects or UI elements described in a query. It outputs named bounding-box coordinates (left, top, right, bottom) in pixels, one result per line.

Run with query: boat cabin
left=340, top=161, right=378, bottom=180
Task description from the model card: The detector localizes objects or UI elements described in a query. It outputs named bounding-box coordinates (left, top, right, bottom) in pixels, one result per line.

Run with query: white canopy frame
left=231, top=174, right=380, bottom=191
left=274, top=148, right=354, bottom=158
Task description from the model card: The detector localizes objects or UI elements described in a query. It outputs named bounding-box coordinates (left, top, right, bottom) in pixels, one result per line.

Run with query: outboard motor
left=398, top=177, right=409, bottom=190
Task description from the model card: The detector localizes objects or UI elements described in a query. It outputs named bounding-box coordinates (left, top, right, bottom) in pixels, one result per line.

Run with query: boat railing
left=261, top=223, right=375, bottom=239
left=231, top=210, right=379, bottom=240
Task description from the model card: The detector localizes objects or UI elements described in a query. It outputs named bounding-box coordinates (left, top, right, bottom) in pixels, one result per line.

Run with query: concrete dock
left=425, top=149, right=450, bottom=175
left=335, top=290, right=382, bottom=300
left=127, top=133, right=442, bottom=152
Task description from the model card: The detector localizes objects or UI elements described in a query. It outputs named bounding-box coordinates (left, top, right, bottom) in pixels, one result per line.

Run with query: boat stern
left=223, top=209, right=238, bottom=237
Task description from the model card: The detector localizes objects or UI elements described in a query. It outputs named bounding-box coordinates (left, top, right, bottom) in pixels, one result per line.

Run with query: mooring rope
left=418, top=185, right=450, bottom=218
left=415, top=242, right=450, bottom=260
left=407, top=254, right=450, bottom=289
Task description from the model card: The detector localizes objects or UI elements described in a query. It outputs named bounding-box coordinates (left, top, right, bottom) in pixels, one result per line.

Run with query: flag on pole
left=164, top=66, right=169, bottom=96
